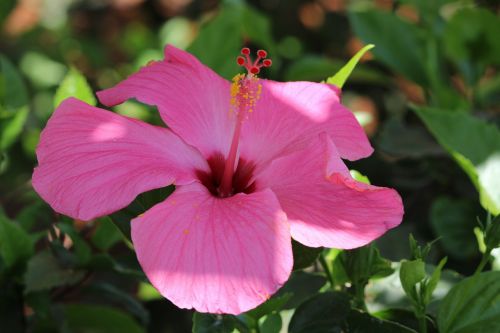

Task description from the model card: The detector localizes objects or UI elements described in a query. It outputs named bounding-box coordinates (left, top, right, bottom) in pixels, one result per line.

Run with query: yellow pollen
left=183, top=229, right=190, bottom=235
left=229, top=73, right=262, bottom=117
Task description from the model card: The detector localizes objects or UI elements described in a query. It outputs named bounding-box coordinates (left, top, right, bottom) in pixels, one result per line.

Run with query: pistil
left=218, top=48, right=270, bottom=197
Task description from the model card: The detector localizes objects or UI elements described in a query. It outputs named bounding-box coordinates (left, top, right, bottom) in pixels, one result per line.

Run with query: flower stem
left=474, top=251, right=491, bottom=275
left=318, top=253, right=335, bottom=290
left=417, top=313, right=427, bottom=333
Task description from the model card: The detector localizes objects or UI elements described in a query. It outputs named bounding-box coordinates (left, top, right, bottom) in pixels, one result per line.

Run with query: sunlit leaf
left=326, top=44, right=374, bottom=88
left=54, top=67, right=96, bottom=107
left=438, top=271, right=500, bottom=333
left=415, top=107, right=500, bottom=215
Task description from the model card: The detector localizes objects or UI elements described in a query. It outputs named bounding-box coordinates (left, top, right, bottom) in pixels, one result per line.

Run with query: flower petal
left=240, top=80, right=373, bottom=170
left=32, top=98, right=208, bottom=221
left=131, top=182, right=293, bottom=314
left=257, top=133, right=403, bottom=249
left=97, top=45, right=234, bottom=158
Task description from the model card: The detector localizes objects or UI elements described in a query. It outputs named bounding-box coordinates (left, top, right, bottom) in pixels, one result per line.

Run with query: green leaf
left=349, top=170, right=371, bottom=185
left=54, top=67, right=96, bottom=107
left=0, top=212, right=34, bottom=271
left=444, top=8, right=500, bottom=84
left=342, top=244, right=394, bottom=286
left=288, top=292, right=351, bottom=333
left=137, top=282, right=162, bottom=301
left=275, top=271, right=327, bottom=310
left=0, top=106, right=29, bottom=150
left=84, top=283, right=150, bottom=325
left=374, top=308, right=432, bottom=332
left=326, top=44, right=374, bottom=88
left=438, top=271, right=500, bottom=333
left=245, top=293, right=292, bottom=320
left=399, top=259, right=426, bottom=301
left=346, top=309, right=417, bottom=332
left=291, top=240, right=322, bottom=270
left=349, top=9, right=427, bottom=85
left=414, top=107, right=500, bottom=215
left=192, top=312, right=238, bottom=333
left=424, top=257, right=447, bottom=304
left=188, top=2, right=277, bottom=79
left=485, top=215, right=500, bottom=251
left=0, top=54, right=29, bottom=114
left=430, top=197, right=481, bottom=259
left=91, top=217, right=124, bottom=251
left=64, top=303, right=145, bottom=333
left=259, top=313, right=282, bottom=333
left=24, top=251, right=85, bottom=293
left=0, top=55, right=30, bottom=150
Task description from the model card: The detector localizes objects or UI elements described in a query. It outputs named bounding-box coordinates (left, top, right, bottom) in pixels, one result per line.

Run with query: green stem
left=417, top=313, right=427, bottom=333
left=353, top=283, right=368, bottom=312
left=474, top=251, right=491, bottom=275
left=318, top=253, right=335, bottom=289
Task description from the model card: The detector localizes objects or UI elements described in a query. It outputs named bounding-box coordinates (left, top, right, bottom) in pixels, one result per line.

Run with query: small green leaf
left=424, top=257, right=447, bottom=304
left=0, top=212, right=34, bottom=271
left=485, top=215, right=500, bottom=251
left=0, top=106, right=29, bottom=150
left=438, top=271, right=500, bottom=333
left=326, top=44, right=374, bottom=88
left=54, top=67, right=96, bottom=107
left=64, top=303, right=145, bottom=333
left=24, top=251, right=85, bottom=293
left=349, top=169, right=371, bottom=184
left=399, top=259, right=426, bottom=300
left=137, top=282, right=162, bottom=301
left=246, top=293, right=292, bottom=320
left=259, top=313, right=282, bottom=333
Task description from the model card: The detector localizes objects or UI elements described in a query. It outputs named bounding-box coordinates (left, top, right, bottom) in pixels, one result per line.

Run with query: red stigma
left=236, top=47, right=272, bottom=76
left=262, top=59, right=272, bottom=67
left=250, top=67, right=260, bottom=74
left=241, top=48, right=250, bottom=55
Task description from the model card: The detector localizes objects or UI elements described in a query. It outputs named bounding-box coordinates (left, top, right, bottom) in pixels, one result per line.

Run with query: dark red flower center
left=196, top=153, right=256, bottom=197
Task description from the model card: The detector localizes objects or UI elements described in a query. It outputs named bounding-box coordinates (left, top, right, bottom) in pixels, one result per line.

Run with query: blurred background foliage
left=0, top=0, right=499, bottom=332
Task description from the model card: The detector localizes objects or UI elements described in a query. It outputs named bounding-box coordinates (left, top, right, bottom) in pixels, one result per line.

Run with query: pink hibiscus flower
left=32, top=45, right=403, bottom=314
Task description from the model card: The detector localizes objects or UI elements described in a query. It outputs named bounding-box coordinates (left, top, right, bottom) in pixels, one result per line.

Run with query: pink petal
left=239, top=80, right=373, bottom=169
left=97, top=45, right=234, bottom=158
left=131, top=182, right=293, bottom=314
left=32, top=98, right=208, bottom=221
left=257, top=133, right=403, bottom=249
